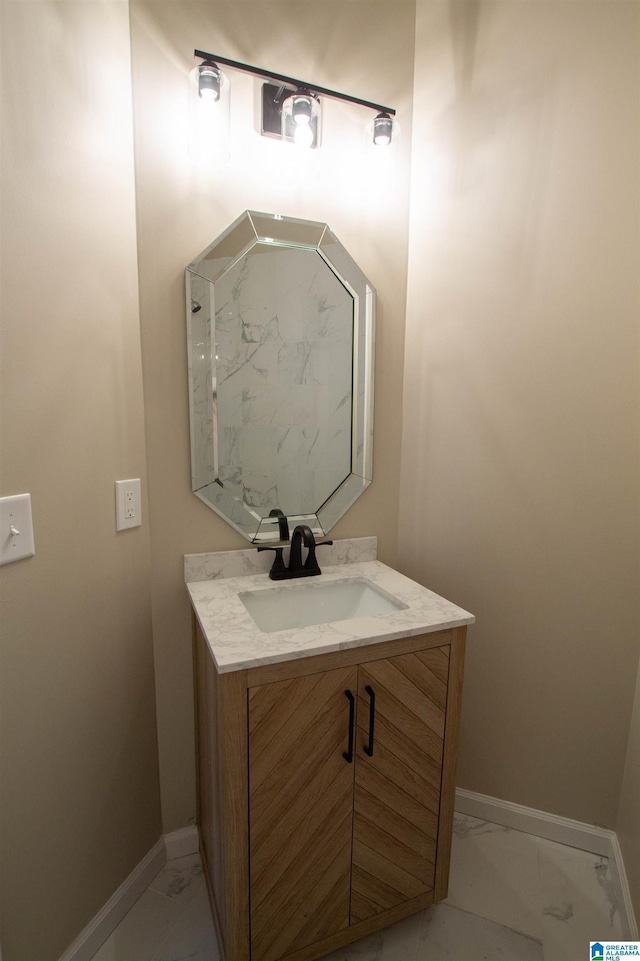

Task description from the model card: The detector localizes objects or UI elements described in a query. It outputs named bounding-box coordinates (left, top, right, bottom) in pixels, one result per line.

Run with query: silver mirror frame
left=186, top=211, right=375, bottom=543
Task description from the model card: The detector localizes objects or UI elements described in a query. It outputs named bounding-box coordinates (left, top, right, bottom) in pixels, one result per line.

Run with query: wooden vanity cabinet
left=194, top=621, right=466, bottom=961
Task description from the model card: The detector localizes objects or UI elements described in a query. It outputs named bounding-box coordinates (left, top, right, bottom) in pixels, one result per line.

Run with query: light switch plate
left=115, top=479, right=141, bottom=531
left=0, top=493, right=35, bottom=565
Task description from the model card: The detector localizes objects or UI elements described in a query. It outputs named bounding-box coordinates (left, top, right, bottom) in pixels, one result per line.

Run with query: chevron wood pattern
left=248, top=666, right=358, bottom=961
left=195, top=620, right=465, bottom=961
left=351, top=647, right=450, bottom=923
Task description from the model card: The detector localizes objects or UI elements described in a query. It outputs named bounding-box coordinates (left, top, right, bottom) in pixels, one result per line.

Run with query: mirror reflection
left=186, top=211, right=375, bottom=542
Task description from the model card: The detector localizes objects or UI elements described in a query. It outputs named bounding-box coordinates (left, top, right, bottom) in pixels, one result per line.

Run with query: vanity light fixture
left=194, top=49, right=396, bottom=148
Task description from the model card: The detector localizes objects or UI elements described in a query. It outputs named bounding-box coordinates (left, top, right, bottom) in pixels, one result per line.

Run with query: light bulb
left=291, top=95, right=313, bottom=125
left=281, top=90, right=320, bottom=148
left=373, top=112, right=393, bottom=146
left=198, top=63, right=221, bottom=102
left=293, top=122, right=314, bottom=148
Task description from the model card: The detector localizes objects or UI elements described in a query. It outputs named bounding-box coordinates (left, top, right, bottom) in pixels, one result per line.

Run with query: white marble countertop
left=186, top=555, right=474, bottom=674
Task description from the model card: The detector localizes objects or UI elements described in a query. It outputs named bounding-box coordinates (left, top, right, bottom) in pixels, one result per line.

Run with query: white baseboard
left=609, top=832, right=639, bottom=939
left=57, top=826, right=200, bottom=961
left=57, top=838, right=166, bottom=961
left=455, top=787, right=615, bottom=854
left=164, top=824, right=199, bottom=860
left=455, top=787, right=638, bottom=938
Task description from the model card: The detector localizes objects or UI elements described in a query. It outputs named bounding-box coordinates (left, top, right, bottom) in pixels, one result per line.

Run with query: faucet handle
left=257, top=545, right=287, bottom=580
left=303, top=538, right=333, bottom=573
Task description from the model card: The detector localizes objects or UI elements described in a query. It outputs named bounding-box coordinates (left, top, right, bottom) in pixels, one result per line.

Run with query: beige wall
left=0, top=3, right=161, bottom=959
left=129, top=0, right=415, bottom=832
left=401, top=0, right=640, bottom=831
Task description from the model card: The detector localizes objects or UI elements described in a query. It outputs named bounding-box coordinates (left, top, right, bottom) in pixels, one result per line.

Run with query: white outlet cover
left=115, top=479, right=142, bottom=531
left=0, top=493, right=35, bottom=565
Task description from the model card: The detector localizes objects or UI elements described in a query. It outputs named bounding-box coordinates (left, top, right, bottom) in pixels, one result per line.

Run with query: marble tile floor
left=90, top=813, right=625, bottom=961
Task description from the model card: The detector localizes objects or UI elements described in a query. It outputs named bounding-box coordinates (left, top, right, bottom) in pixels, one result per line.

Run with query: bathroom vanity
left=186, top=539, right=474, bottom=961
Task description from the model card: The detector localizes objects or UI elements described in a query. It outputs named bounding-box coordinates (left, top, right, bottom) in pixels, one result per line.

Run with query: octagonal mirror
left=185, top=210, right=375, bottom=543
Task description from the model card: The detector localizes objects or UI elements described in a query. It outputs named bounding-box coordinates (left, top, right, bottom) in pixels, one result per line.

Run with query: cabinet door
left=351, top=646, right=450, bottom=923
left=248, top=666, right=358, bottom=961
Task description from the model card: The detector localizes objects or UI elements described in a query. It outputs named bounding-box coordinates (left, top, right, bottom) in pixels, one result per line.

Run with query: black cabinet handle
left=363, top=685, right=375, bottom=757
left=343, top=690, right=355, bottom=763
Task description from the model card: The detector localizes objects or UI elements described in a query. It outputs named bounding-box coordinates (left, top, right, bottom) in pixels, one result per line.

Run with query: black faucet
left=268, top=508, right=290, bottom=542
left=258, top=524, right=333, bottom=580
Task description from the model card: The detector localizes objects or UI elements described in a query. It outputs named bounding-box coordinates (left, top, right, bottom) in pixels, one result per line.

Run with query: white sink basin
left=239, top=577, right=408, bottom=634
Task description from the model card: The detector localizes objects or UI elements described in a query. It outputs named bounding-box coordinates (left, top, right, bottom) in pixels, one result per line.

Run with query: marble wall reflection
left=213, top=245, right=354, bottom=517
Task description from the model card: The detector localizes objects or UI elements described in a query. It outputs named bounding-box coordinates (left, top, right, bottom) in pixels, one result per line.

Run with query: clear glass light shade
left=282, top=92, right=321, bottom=148
left=188, top=64, right=230, bottom=162
left=364, top=112, right=399, bottom=151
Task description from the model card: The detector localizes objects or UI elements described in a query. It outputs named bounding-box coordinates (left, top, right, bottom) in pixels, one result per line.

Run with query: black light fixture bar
left=194, top=49, right=396, bottom=117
